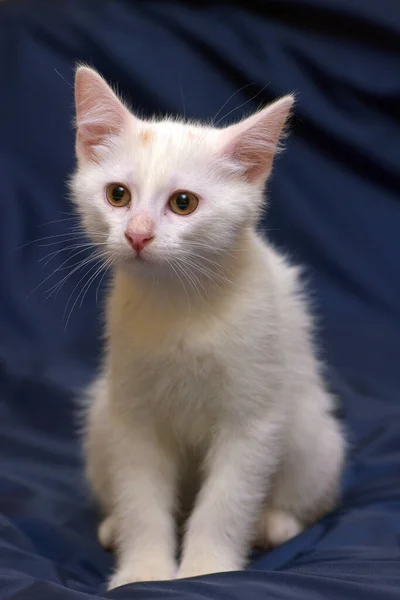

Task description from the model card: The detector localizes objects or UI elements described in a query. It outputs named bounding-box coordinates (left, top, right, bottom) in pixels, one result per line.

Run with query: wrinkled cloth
left=0, top=1, right=399, bottom=598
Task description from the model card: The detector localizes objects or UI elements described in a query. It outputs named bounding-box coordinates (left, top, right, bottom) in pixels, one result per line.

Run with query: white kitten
left=71, top=67, right=345, bottom=589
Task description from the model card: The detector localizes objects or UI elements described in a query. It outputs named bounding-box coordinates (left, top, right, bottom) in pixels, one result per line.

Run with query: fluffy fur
left=71, top=66, right=345, bottom=589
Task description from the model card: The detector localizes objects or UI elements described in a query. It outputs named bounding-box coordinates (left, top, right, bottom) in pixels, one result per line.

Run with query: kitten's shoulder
left=249, top=231, right=302, bottom=293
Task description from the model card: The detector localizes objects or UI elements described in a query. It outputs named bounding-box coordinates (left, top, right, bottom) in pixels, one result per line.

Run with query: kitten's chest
left=111, top=332, right=227, bottom=441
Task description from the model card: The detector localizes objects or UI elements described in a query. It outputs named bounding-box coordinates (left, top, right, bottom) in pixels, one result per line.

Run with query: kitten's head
left=71, top=67, right=293, bottom=280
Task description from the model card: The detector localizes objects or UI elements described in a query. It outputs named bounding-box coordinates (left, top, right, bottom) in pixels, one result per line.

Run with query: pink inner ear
left=226, top=123, right=278, bottom=182
left=220, top=95, right=294, bottom=183
left=75, top=67, right=130, bottom=162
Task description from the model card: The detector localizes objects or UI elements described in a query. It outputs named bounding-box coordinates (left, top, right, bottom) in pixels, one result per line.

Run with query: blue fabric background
left=0, top=1, right=399, bottom=598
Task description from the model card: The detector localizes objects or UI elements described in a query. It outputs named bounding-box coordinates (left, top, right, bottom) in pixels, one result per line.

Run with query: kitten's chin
left=119, top=253, right=168, bottom=279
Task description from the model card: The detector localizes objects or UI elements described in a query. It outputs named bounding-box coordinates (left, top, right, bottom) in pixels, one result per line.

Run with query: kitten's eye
left=106, top=184, right=131, bottom=207
left=168, top=192, right=199, bottom=215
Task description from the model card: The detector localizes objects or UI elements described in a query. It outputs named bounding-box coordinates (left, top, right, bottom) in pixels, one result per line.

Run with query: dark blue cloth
left=0, top=1, right=399, bottom=598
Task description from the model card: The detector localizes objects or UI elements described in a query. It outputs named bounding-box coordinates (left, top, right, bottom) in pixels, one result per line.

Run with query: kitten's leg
left=84, top=376, right=113, bottom=515
left=84, top=376, right=117, bottom=549
left=107, top=417, right=178, bottom=589
left=177, top=418, right=282, bottom=579
left=257, top=392, right=344, bottom=549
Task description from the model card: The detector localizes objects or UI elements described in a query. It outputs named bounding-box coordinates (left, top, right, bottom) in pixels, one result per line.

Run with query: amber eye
left=168, top=192, right=199, bottom=215
left=106, top=184, right=131, bottom=207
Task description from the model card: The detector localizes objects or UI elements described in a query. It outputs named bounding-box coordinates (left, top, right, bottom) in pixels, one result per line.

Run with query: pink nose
left=125, top=231, right=154, bottom=254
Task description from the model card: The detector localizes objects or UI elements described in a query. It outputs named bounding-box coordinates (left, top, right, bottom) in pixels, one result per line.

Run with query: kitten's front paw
left=177, top=552, right=241, bottom=579
left=108, top=558, right=176, bottom=589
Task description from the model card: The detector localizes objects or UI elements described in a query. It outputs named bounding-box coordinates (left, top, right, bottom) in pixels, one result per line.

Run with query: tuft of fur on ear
left=74, top=66, right=131, bottom=163
left=219, top=95, right=294, bottom=184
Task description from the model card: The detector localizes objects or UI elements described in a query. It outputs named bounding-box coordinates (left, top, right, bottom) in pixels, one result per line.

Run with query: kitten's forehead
left=137, top=119, right=213, bottom=158
left=127, top=118, right=217, bottom=187
left=144, top=119, right=205, bottom=140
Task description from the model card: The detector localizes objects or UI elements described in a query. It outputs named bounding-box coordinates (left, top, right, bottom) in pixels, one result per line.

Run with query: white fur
left=71, top=67, right=345, bottom=589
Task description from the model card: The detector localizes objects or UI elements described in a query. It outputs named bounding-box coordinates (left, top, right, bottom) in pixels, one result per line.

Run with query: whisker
left=96, top=257, right=114, bottom=304
left=39, top=242, right=95, bottom=264
left=173, top=258, right=207, bottom=299
left=166, top=258, right=191, bottom=312
left=38, top=215, right=78, bottom=228
left=177, top=254, right=243, bottom=291
left=40, top=242, right=108, bottom=267
left=211, top=82, right=256, bottom=125
left=79, top=261, right=109, bottom=308
left=25, top=246, right=94, bottom=301
left=63, top=257, right=107, bottom=325
left=177, top=262, right=200, bottom=304
left=37, top=235, right=91, bottom=249
left=45, top=251, right=108, bottom=300
left=178, top=75, right=186, bottom=119
left=178, top=257, right=218, bottom=288
left=44, top=245, right=99, bottom=272
left=15, top=231, right=87, bottom=251
left=214, top=83, right=270, bottom=127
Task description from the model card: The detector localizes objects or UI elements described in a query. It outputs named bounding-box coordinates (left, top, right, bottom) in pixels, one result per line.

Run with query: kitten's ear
left=219, top=95, right=294, bottom=184
left=74, top=66, right=131, bottom=163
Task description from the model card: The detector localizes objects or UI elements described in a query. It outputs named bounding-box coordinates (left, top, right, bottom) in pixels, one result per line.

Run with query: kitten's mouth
left=126, top=250, right=152, bottom=266
left=134, top=249, right=154, bottom=263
